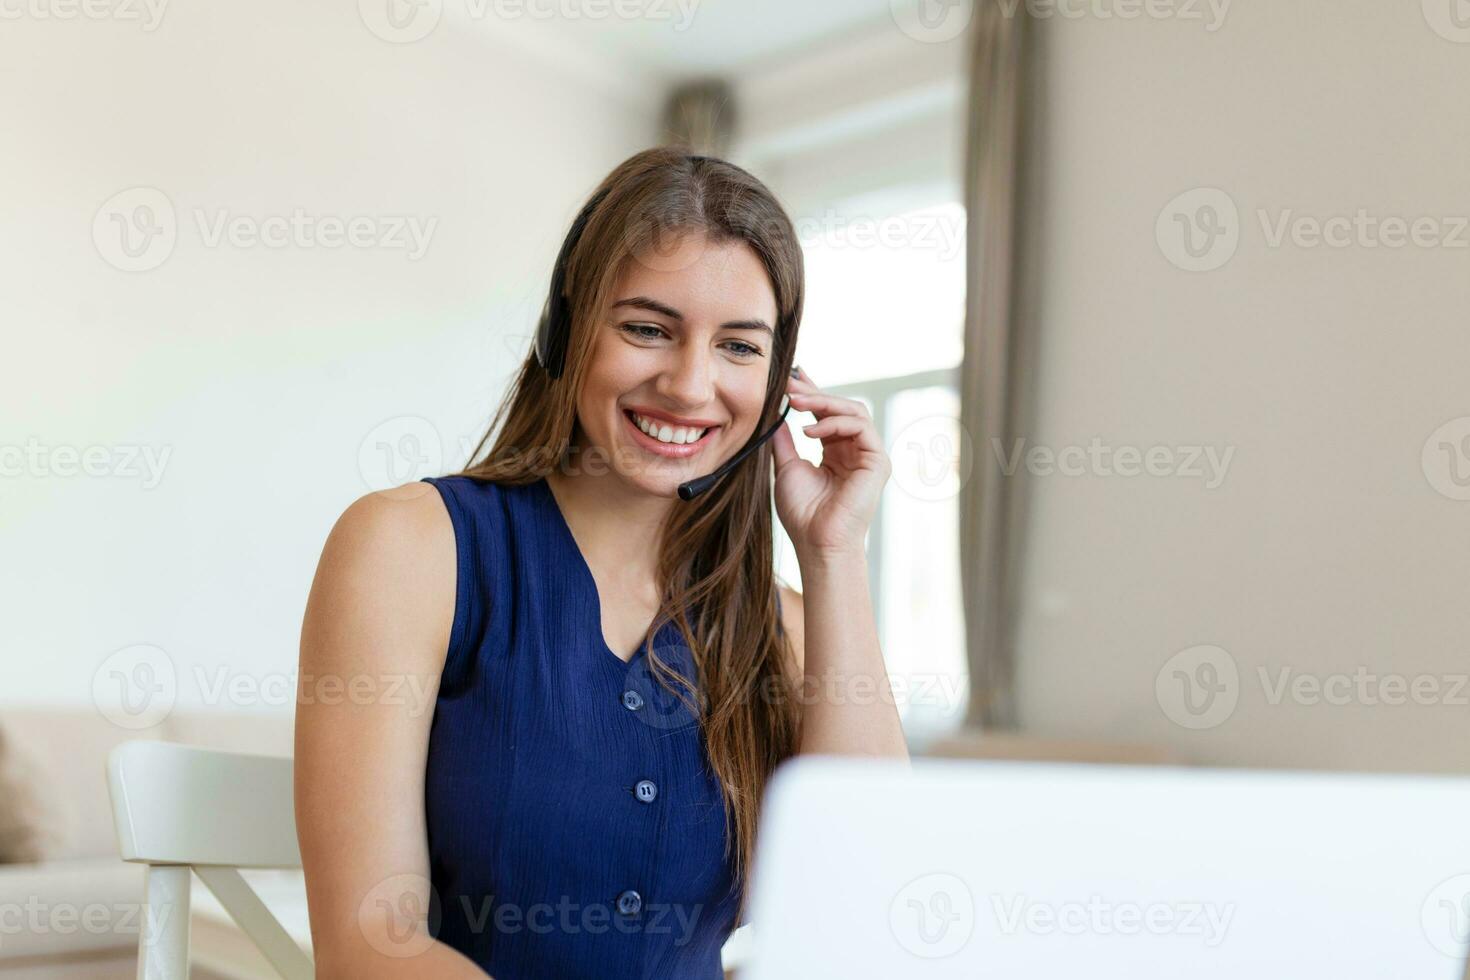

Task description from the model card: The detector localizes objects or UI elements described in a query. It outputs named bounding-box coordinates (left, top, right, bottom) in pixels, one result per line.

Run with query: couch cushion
left=0, top=727, right=43, bottom=864
left=0, top=710, right=167, bottom=862
left=163, top=710, right=294, bottom=759
left=0, top=708, right=294, bottom=865
left=0, top=858, right=145, bottom=960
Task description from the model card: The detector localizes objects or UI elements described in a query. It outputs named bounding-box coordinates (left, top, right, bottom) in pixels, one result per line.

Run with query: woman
left=295, top=147, right=908, bottom=980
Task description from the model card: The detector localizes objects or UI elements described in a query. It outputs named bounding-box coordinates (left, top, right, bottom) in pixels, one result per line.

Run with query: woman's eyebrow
left=612, top=295, right=773, bottom=336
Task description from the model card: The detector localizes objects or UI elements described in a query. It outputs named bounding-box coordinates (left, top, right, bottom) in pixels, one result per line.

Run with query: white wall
left=1, top=1, right=659, bottom=709
left=1013, top=0, right=1470, bottom=771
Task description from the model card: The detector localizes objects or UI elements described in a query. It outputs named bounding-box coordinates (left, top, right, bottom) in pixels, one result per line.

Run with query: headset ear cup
left=536, top=186, right=611, bottom=381
left=534, top=309, right=550, bottom=372
left=537, top=161, right=701, bottom=379
left=535, top=302, right=565, bottom=380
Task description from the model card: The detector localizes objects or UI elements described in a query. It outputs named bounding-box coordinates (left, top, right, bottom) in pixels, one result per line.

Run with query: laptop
left=741, top=756, right=1470, bottom=979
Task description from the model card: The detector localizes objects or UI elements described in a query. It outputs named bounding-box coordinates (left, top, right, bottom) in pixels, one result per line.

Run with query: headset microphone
left=676, top=394, right=791, bottom=502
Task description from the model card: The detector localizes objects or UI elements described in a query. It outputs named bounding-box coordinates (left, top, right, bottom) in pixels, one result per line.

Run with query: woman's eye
left=619, top=323, right=762, bottom=359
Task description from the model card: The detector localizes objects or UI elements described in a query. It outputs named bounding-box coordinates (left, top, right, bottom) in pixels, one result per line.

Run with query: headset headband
left=534, top=154, right=715, bottom=380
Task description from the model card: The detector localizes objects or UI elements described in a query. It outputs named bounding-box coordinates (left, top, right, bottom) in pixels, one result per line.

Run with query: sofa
left=0, top=707, right=295, bottom=979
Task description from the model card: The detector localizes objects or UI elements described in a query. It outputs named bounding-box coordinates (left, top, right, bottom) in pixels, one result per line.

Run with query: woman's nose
left=657, top=348, right=716, bottom=407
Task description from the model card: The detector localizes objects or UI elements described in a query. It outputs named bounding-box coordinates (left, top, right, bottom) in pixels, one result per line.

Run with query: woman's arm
left=771, top=364, right=910, bottom=762
left=781, top=556, right=908, bottom=760
left=295, top=486, right=492, bottom=979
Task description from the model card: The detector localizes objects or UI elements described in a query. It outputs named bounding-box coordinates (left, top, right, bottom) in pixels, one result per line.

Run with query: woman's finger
left=801, top=414, right=883, bottom=454
left=788, top=390, right=870, bottom=422
left=786, top=367, right=818, bottom=394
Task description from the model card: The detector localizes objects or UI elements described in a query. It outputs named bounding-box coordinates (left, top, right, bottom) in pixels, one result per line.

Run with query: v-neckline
left=537, top=477, right=661, bottom=668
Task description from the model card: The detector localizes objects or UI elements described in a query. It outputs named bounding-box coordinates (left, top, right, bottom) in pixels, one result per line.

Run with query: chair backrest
left=107, top=740, right=313, bottom=980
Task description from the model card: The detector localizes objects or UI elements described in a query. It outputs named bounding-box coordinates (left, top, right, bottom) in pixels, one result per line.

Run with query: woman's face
left=573, top=231, right=779, bottom=498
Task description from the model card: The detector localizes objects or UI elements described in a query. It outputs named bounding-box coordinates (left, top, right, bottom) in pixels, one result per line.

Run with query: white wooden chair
left=106, top=740, right=314, bottom=980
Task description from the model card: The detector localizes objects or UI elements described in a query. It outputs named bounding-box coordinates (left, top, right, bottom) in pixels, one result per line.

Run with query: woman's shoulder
left=331, top=482, right=456, bottom=556
left=305, top=483, right=459, bottom=683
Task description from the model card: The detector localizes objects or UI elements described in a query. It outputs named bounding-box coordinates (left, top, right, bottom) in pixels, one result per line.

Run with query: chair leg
left=138, top=864, right=191, bottom=980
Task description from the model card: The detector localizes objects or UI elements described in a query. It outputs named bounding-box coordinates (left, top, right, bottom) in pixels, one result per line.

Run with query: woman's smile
left=621, top=407, right=722, bottom=458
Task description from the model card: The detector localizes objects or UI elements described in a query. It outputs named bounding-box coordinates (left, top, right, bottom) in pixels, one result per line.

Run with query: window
left=775, top=191, right=968, bottom=748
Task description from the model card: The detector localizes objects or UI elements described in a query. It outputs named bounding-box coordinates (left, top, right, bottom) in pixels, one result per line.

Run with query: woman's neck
left=544, top=463, right=673, bottom=590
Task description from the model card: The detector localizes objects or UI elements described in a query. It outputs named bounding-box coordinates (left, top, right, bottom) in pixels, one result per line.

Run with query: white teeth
left=631, top=412, right=707, bottom=445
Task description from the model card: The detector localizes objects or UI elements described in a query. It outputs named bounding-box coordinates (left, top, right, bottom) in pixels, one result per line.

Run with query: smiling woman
left=294, top=147, right=906, bottom=980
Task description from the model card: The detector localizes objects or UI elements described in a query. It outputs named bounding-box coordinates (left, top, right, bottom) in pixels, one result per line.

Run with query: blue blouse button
left=634, top=779, right=658, bottom=803
left=621, top=689, right=644, bottom=711
left=616, top=889, right=642, bottom=916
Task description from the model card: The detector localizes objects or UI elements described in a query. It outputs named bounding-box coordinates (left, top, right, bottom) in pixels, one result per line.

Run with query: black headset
left=533, top=155, right=792, bottom=502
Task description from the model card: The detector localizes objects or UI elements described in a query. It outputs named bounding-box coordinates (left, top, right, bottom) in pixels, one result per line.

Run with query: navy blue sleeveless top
left=419, top=475, right=743, bottom=979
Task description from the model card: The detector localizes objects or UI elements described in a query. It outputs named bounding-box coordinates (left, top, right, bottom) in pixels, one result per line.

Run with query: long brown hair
left=450, top=146, right=804, bottom=912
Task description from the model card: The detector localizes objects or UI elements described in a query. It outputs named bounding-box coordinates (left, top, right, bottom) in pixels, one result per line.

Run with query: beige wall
left=1013, top=0, right=1470, bottom=770
left=0, top=0, right=659, bottom=705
